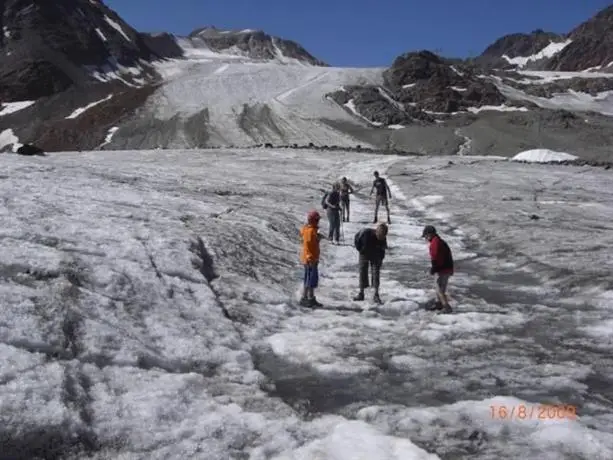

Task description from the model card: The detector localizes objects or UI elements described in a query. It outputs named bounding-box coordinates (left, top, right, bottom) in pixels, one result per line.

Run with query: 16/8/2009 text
left=490, top=404, right=577, bottom=420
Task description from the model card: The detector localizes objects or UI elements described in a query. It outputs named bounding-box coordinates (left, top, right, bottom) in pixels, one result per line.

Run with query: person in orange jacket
left=300, top=209, right=323, bottom=307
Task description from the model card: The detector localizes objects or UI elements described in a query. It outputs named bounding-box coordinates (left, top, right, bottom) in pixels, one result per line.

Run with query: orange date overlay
left=490, top=404, right=577, bottom=421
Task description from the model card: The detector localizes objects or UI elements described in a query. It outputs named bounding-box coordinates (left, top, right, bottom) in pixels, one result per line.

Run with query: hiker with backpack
left=353, top=223, right=388, bottom=304
left=370, top=171, right=392, bottom=224
left=322, top=182, right=342, bottom=244
left=299, top=210, right=324, bottom=307
left=422, top=225, right=454, bottom=313
left=340, top=177, right=354, bottom=222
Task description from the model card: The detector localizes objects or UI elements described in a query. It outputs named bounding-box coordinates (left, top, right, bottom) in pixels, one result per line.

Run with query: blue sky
left=105, top=0, right=611, bottom=67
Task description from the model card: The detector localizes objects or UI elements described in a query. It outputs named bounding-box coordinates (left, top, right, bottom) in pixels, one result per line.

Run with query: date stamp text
left=490, top=404, right=577, bottom=421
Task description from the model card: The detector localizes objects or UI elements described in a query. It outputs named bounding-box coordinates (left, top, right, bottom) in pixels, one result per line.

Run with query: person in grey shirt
left=325, top=182, right=342, bottom=244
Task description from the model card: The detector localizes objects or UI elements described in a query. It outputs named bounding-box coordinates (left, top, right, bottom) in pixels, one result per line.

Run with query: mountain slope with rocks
left=3, top=1, right=613, bottom=161
left=546, top=5, right=613, bottom=71
left=478, top=30, right=568, bottom=69
left=477, top=5, right=613, bottom=73
left=0, top=0, right=180, bottom=102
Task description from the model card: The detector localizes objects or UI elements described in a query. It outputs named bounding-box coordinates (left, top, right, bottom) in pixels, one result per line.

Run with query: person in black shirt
left=352, top=223, right=388, bottom=304
left=325, top=182, right=342, bottom=244
left=369, top=171, right=392, bottom=224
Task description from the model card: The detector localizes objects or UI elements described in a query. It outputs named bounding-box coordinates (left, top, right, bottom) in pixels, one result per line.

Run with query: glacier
left=0, top=148, right=612, bottom=459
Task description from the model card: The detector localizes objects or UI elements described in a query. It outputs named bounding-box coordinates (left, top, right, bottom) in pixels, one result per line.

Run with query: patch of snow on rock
left=503, top=39, right=572, bottom=67
left=344, top=99, right=383, bottom=126
left=450, top=66, right=464, bottom=76
left=66, top=94, right=113, bottom=119
left=512, top=149, right=578, bottom=163
left=0, top=101, right=36, bottom=116
left=95, top=28, right=107, bottom=42
left=104, top=15, right=132, bottom=42
left=0, top=128, right=21, bottom=152
left=99, top=127, right=119, bottom=148
left=467, top=104, right=528, bottom=113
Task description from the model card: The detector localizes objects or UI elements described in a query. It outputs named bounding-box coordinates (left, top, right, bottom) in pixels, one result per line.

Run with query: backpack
left=321, top=192, right=329, bottom=210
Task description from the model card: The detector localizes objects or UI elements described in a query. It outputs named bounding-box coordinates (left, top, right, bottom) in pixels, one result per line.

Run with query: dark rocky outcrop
left=546, top=5, right=613, bottom=71
left=187, top=27, right=327, bottom=65
left=327, top=85, right=431, bottom=126
left=0, top=0, right=177, bottom=102
left=139, top=32, right=184, bottom=60
left=385, top=51, right=509, bottom=111
left=325, top=50, right=521, bottom=127
left=16, top=143, right=45, bottom=156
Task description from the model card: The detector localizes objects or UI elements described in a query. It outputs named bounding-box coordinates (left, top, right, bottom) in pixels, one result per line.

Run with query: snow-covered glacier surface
left=0, top=148, right=612, bottom=459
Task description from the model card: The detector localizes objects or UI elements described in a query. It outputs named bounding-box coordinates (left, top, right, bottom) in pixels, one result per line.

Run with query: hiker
left=300, top=210, right=323, bottom=307
left=325, top=182, right=342, bottom=244
left=369, top=171, right=392, bottom=224
left=422, top=225, right=454, bottom=313
left=340, top=177, right=354, bottom=222
left=353, top=223, right=388, bottom=304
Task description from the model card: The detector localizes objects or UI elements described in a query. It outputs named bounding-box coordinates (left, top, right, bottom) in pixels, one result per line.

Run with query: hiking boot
left=373, top=218, right=378, bottom=223
left=353, top=292, right=365, bottom=301
left=299, top=297, right=310, bottom=307
left=309, top=297, right=323, bottom=307
left=373, top=293, right=382, bottom=304
left=387, top=216, right=391, bottom=224
left=440, top=305, right=453, bottom=314
left=425, top=300, right=443, bottom=311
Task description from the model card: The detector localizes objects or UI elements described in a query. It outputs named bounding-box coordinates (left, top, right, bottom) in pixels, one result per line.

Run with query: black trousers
left=359, top=254, right=381, bottom=290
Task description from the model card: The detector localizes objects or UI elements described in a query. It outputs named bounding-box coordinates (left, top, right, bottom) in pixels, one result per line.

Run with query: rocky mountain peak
left=0, top=0, right=177, bottom=101
left=545, top=4, right=613, bottom=71
left=186, top=26, right=327, bottom=65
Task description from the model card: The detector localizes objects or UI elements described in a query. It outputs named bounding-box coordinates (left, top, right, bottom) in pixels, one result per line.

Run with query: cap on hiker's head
left=307, top=210, right=321, bottom=223
left=342, top=177, right=347, bottom=182
left=374, top=171, right=379, bottom=176
left=422, top=225, right=436, bottom=237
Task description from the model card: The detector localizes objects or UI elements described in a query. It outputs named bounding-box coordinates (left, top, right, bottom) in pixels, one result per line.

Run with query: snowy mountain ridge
left=3, top=1, right=613, bottom=159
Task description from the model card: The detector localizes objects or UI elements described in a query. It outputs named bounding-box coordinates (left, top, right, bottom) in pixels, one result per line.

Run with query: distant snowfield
left=0, top=148, right=612, bottom=459
left=149, top=55, right=385, bottom=147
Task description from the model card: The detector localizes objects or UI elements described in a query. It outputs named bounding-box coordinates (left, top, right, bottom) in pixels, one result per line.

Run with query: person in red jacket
left=422, top=225, right=453, bottom=313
